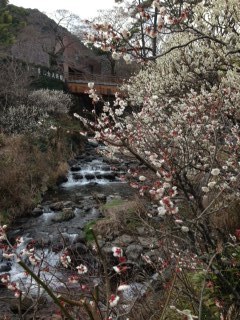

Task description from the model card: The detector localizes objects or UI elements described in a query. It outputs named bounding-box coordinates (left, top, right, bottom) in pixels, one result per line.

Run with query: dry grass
left=211, top=200, right=240, bottom=235
left=0, top=130, right=81, bottom=221
left=93, top=199, right=145, bottom=238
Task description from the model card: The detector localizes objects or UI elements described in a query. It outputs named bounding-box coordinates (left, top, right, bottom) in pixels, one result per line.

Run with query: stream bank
left=0, top=139, right=165, bottom=319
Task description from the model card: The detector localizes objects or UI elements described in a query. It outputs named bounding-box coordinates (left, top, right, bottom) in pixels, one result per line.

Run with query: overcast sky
left=9, top=0, right=115, bottom=18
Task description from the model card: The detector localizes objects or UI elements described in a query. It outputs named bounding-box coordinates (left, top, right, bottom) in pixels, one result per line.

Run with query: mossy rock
left=52, top=208, right=75, bottom=223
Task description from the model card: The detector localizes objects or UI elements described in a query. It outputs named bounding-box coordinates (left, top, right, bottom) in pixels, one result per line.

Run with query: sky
left=9, top=0, right=115, bottom=19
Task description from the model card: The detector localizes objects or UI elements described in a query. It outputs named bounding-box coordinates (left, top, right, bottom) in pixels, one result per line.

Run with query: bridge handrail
left=65, top=72, right=124, bottom=85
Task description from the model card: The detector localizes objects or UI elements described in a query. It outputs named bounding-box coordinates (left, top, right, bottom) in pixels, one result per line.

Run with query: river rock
left=88, top=182, right=98, bottom=187
left=136, top=227, right=147, bottom=236
left=62, top=201, right=74, bottom=208
left=34, top=234, right=51, bottom=248
left=112, top=234, right=133, bottom=247
left=73, top=233, right=86, bottom=244
left=68, top=158, right=77, bottom=166
left=51, top=208, right=75, bottom=223
left=72, top=173, right=83, bottom=180
left=10, top=296, right=46, bottom=313
left=85, top=174, right=95, bottom=180
left=138, top=236, right=158, bottom=249
left=83, top=205, right=92, bottom=212
left=52, top=243, right=64, bottom=253
left=101, top=245, right=117, bottom=262
left=126, top=244, right=143, bottom=261
left=68, top=243, right=88, bottom=255
left=32, top=207, right=43, bottom=217
left=106, top=194, right=122, bottom=203
left=87, top=139, right=99, bottom=147
left=94, top=193, right=106, bottom=202
left=49, top=201, right=64, bottom=211
left=70, top=166, right=81, bottom=172
left=85, top=155, right=94, bottom=161
left=56, top=175, right=68, bottom=185
left=0, top=263, right=11, bottom=272
left=101, top=165, right=111, bottom=171
left=100, top=173, right=116, bottom=181
left=144, top=249, right=162, bottom=264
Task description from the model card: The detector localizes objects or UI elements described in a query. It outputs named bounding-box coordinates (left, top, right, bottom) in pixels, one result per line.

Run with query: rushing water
left=0, top=144, right=134, bottom=299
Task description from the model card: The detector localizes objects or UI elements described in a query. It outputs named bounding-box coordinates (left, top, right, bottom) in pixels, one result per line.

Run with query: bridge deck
left=66, top=73, right=123, bottom=95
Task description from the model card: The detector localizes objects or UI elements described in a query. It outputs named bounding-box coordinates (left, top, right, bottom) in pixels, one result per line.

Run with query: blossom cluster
left=0, top=274, right=21, bottom=298
left=109, top=247, right=130, bottom=308
left=0, top=225, right=22, bottom=298
left=82, top=68, right=240, bottom=227
left=0, top=89, right=72, bottom=134
left=83, top=0, right=191, bottom=62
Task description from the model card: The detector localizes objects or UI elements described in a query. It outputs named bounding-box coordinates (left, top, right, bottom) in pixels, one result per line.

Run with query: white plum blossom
left=0, top=274, right=10, bottom=283
left=60, top=252, right=71, bottom=268
left=202, top=186, right=209, bottom=193
left=157, top=206, right=166, bottom=216
left=112, top=51, right=121, bottom=60
left=113, top=266, right=121, bottom=273
left=152, top=0, right=160, bottom=10
left=181, top=226, right=189, bottom=233
left=112, top=247, right=123, bottom=257
left=175, top=219, right=183, bottom=224
left=117, top=284, right=130, bottom=291
left=73, top=113, right=81, bottom=119
left=88, top=82, right=95, bottom=89
left=170, top=306, right=198, bottom=320
left=159, top=6, right=167, bottom=15
left=121, top=29, right=131, bottom=39
left=109, top=294, right=120, bottom=307
left=2, top=252, right=15, bottom=259
left=68, top=275, right=79, bottom=284
left=211, top=168, right=220, bottom=176
left=123, top=54, right=131, bottom=64
left=14, top=290, right=21, bottom=298
left=76, top=264, right=88, bottom=274
left=208, top=181, right=216, bottom=188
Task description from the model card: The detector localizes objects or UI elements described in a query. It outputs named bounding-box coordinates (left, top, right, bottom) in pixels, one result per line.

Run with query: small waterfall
left=62, top=159, right=121, bottom=187
left=0, top=143, right=132, bottom=302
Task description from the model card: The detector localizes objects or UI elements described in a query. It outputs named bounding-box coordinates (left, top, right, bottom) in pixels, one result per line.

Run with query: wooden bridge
left=65, top=73, right=124, bottom=96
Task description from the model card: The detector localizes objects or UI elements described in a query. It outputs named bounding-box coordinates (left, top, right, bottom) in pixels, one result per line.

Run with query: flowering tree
left=84, top=0, right=193, bottom=63
left=85, top=0, right=240, bottom=65
left=0, top=226, right=145, bottom=320
left=74, top=0, right=240, bottom=317
left=28, top=89, right=72, bottom=114
left=0, top=89, right=72, bottom=134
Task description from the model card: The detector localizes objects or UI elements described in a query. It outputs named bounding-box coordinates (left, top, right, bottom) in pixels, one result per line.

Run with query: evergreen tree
left=0, top=0, right=15, bottom=44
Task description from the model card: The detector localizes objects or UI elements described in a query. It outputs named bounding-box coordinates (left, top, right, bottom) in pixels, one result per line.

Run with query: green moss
left=0, top=210, right=10, bottom=224
left=101, top=199, right=125, bottom=210
left=84, top=221, right=97, bottom=242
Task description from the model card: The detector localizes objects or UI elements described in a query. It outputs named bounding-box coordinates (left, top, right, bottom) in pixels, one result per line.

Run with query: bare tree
left=0, top=58, right=31, bottom=108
